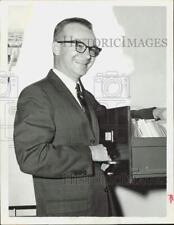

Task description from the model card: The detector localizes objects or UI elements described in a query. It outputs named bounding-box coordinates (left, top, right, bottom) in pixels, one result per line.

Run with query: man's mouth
left=75, top=60, right=89, bottom=66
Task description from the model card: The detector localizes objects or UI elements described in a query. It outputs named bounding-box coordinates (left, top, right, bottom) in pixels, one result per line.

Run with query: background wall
left=114, top=6, right=166, bottom=108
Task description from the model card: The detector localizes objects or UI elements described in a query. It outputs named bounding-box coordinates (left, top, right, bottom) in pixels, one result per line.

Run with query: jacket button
left=90, top=139, right=95, bottom=145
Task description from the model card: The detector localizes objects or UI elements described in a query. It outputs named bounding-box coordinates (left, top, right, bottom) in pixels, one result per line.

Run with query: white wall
left=114, top=6, right=166, bottom=108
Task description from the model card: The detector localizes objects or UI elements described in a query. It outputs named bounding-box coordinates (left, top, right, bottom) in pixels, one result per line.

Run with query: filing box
left=131, top=137, right=166, bottom=178
left=97, top=106, right=166, bottom=180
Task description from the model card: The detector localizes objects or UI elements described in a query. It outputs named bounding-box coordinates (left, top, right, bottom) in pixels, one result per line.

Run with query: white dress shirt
left=53, top=68, right=82, bottom=108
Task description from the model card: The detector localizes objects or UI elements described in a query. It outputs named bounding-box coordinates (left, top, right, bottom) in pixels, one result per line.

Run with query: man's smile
left=75, top=61, right=89, bottom=66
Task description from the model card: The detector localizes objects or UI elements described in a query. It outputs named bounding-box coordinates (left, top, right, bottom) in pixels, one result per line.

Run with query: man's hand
left=153, top=107, right=166, bottom=120
left=89, top=144, right=111, bottom=162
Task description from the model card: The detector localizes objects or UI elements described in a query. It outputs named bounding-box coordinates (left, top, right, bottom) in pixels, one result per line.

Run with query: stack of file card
left=131, top=119, right=167, bottom=137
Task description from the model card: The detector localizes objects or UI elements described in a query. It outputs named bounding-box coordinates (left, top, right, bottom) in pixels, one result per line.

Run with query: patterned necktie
left=76, top=83, right=92, bottom=125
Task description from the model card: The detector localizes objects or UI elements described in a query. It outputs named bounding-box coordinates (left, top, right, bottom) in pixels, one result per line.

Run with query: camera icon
left=94, top=71, right=130, bottom=99
left=97, top=99, right=130, bottom=108
left=0, top=72, right=18, bottom=98
left=5, top=101, right=17, bottom=126
left=0, top=72, right=10, bottom=98
left=0, top=100, right=17, bottom=141
left=0, top=124, right=14, bottom=141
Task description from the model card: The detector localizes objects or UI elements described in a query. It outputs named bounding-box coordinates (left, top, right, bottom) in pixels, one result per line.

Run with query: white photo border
left=1, top=0, right=173, bottom=224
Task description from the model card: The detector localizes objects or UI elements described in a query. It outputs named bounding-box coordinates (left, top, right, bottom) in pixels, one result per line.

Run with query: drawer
left=131, top=146, right=166, bottom=178
left=132, top=137, right=166, bottom=147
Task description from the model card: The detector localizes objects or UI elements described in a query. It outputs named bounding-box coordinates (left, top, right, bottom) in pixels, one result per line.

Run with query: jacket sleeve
left=14, top=85, right=93, bottom=179
left=131, top=107, right=156, bottom=119
left=85, top=90, right=156, bottom=120
left=84, top=90, right=107, bottom=117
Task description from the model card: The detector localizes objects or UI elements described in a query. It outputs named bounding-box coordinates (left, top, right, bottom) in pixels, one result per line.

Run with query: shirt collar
left=52, top=68, right=77, bottom=91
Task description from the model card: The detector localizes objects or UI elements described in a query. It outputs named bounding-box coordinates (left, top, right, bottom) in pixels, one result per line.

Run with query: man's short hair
left=53, top=17, right=93, bottom=41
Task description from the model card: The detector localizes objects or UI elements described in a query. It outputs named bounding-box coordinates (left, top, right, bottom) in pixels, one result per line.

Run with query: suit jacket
left=14, top=69, right=115, bottom=216
left=14, top=69, right=155, bottom=216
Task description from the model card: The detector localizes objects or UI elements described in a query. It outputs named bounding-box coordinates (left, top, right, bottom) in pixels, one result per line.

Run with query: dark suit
left=14, top=69, right=155, bottom=216
left=14, top=69, right=117, bottom=216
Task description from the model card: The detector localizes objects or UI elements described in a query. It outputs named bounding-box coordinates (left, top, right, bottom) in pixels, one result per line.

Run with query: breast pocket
left=54, top=108, right=91, bottom=145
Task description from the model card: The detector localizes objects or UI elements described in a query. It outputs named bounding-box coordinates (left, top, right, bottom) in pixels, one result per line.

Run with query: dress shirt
left=53, top=68, right=82, bottom=108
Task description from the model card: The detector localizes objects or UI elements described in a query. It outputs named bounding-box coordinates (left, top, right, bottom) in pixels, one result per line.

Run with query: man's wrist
left=152, top=107, right=167, bottom=120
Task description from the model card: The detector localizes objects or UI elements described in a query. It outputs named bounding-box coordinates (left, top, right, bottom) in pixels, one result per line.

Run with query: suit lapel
left=84, top=95, right=100, bottom=143
left=47, top=69, right=83, bottom=111
left=46, top=69, right=99, bottom=143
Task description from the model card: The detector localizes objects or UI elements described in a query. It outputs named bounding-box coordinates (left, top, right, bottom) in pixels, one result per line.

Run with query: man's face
left=55, top=23, right=97, bottom=81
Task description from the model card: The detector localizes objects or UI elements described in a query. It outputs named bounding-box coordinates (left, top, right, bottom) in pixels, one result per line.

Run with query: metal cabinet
left=97, top=106, right=166, bottom=181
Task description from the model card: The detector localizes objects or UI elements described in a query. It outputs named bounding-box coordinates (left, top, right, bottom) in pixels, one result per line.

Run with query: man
left=14, top=17, right=165, bottom=216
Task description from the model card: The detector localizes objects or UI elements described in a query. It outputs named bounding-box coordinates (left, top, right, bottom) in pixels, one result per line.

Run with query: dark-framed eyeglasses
left=56, top=40, right=102, bottom=57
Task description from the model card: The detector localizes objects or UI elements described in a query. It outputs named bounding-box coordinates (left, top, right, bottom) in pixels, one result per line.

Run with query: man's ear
left=52, top=41, right=61, bottom=56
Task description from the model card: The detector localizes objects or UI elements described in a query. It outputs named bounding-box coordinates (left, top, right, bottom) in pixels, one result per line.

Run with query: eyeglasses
left=56, top=40, right=102, bottom=57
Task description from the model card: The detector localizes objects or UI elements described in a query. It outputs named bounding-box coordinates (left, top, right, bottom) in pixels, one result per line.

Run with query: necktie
left=76, top=83, right=92, bottom=125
